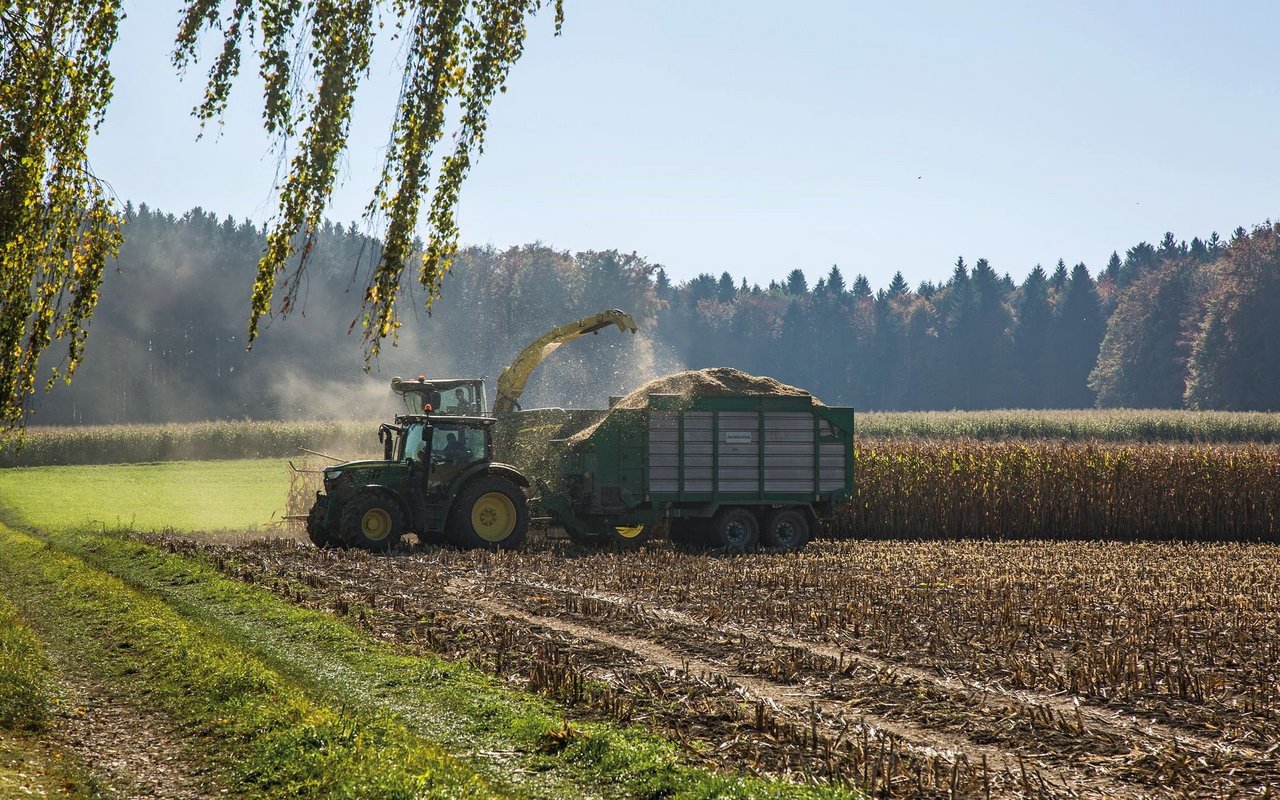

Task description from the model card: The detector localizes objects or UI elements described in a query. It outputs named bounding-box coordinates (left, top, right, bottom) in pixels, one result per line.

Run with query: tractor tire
left=761, top=508, right=810, bottom=552
left=447, top=475, right=529, bottom=551
left=339, top=490, right=405, bottom=552
left=306, top=500, right=334, bottom=549
left=708, top=507, right=759, bottom=554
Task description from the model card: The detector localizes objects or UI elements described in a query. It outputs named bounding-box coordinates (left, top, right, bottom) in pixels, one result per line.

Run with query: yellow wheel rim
left=361, top=508, right=393, bottom=541
left=615, top=525, right=645, bottom=539
left=472, top=491, right=517, bottom=542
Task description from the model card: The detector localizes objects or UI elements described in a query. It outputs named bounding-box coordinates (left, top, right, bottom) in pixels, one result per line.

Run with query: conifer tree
left=1052, top=263, right=1105, bottom=407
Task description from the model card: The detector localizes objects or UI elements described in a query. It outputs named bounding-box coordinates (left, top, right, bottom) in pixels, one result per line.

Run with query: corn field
left=857, top=408, right=1280, bottom=442
left=843, top=438, right=1280, bottom=541
left=0, top=420, right=377, bottom=467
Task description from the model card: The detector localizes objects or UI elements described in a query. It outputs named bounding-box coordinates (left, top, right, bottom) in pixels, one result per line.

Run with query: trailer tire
left=340, top=490, right=405, bottom=552
left=762, top=508, right=810, bottom=552
left=447, top=475, right=529, bottom=550
left=709, top=507, right=758, bottom=554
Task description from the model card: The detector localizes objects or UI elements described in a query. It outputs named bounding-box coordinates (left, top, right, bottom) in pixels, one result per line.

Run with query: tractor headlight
left=324, top=469, right=343, bottom=482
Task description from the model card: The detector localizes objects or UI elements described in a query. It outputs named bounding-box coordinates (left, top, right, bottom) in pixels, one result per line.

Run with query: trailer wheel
left=306, top=500, right=334, bottom=548
left=762, top=508, right=810, bottom=552
left=447, top=475, right=529, bottom=550
left=340, top=490, right=405, bottom=552
left=709, top=507, right=758, bottom=554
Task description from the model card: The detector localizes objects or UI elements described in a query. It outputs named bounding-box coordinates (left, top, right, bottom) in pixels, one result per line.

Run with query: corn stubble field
left=168, top=534, right=1280, bottom=799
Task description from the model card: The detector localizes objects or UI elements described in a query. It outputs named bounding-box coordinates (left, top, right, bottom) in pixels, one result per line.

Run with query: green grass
left=0, top=523, right=857, bottom=800
left=0, top=592, right=91, bottom=799
left=0, top=459, right=290, bottom=532
left=0, top=733, right=97, bottom=799
left=0, top=595, right=52, bottom=731
left=0, top=524, right=496, bottom=799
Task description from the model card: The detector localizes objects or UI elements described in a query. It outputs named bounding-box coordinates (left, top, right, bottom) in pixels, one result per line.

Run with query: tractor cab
left=394, top=414, right=493, bottom=491
left=391, top=376, right=486, bottom=417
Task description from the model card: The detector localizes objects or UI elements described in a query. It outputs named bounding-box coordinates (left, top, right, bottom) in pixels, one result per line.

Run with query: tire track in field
left=52, top=670, right=215, bottom=800
left=449, top=578, right=1147, bottom=800
left=513, top=575, right=1272, bottom=761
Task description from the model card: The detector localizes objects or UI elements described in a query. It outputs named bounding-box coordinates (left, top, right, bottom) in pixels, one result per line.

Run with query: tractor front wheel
left=306, top=499, right=334, bottom=549
left=339, top=491, right=406, bottom=552
left=447, top=475, right=529, bottom=551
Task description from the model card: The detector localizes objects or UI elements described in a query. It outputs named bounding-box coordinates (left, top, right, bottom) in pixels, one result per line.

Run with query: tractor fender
left=483, top=462, right=530, bottom=488
left=442, top=463, right=530, bottom=520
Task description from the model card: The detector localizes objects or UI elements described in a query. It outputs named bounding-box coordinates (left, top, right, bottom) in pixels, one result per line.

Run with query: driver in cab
left=451, top=387, right=476, bottom=415
left=442, top=432, right=468, bottom=463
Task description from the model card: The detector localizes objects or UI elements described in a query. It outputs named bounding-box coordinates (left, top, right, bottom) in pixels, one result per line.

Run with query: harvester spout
left=492, top=309, right=638, bottom=415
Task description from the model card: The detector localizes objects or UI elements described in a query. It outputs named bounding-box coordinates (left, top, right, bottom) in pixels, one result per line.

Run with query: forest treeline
left=29, top=204, right=1280, bottom=424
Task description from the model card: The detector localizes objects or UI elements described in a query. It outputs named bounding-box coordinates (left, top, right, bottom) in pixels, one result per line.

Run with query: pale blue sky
left=90, top=2, right=1280, bottom=290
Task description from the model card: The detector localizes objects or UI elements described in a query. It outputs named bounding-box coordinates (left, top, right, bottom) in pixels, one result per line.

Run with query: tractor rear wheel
left=339, top=490, right=405, bottom=552
left=447, top=475, right=529, bottom=550
left=761, top=508, right=810, bottom=552
left=709, top=507, right=759, bottom=554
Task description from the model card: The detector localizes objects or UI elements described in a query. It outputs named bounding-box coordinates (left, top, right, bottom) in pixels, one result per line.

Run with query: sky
left=89, top=1, right=1280, bottom=292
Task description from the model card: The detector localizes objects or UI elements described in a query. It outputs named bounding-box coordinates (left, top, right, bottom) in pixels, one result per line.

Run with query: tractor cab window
left=444, top=385, right=479, bottom=415
left=402, top=423, right=429, bottom=462
left=430, top=424, right=486, bottom=467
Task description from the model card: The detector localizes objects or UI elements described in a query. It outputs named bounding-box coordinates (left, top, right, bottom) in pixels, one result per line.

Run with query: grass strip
left=0, top=524, right=499, bottom=799
left=0, top=587, right=99, bottom=798
left=856, top=408, right=1280, bottom=442
left=7, top=525, right=858, bottom=800
left=0, top=594, right=53, bottom=731
left=0, top=733, right=98, bottom=799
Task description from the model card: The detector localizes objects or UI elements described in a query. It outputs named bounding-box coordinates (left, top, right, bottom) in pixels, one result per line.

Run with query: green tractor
left=307, top=379, right=530, bottom=551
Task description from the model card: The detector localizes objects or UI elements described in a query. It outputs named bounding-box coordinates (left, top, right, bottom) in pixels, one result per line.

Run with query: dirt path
left=49, top=668, right=218, bottom=800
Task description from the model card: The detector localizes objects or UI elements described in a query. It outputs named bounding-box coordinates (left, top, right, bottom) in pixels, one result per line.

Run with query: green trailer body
left=540, top=393, right=855, bottom=550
